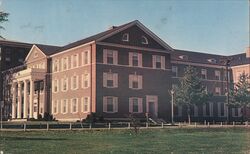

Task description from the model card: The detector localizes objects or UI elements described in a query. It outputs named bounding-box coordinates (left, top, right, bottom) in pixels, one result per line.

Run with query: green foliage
left=230, top=73, right=250, bottom=108
left=0, top=11, right=9, bottom=38
left=174, top=66, right=211, bottom=122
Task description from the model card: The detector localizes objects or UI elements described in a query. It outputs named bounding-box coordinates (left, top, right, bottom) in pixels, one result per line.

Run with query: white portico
left=11, top=68, right=46, bottom=120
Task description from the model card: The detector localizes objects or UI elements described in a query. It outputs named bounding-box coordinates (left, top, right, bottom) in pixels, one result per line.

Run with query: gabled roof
left=53, top=20, right=173, bottom=54
left=35, top=44, right=61, bottom=56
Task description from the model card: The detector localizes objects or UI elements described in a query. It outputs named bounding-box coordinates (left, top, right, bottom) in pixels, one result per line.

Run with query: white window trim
left=141, top=36, right=148, bottom=44
left=82, top=97, right=90, bottom=113
left=71, top=74, right=79, bottom=90
left=71, top=53, right=79, bottom=68
left=61, top=77, right=68, bottom=92
left=103, top=96, right=118, bottom=113
left=215, top=87, right=221, bottom=96
left=82, top=73, right=90, bottom=89
left=82, top=50, right=90, bottom=66
left=52, top=100, right=59, bottom=114
left=129, top=52, right=142, bottom=67
left=217, top=102, right=227, bottom=117
left=53, top=59, right=59, bottom=72
left=122, top=33, right=129, bottom=42
left=129, top=74, right=143, bottom=90
left=71, top=98, right=78, bottom=113
left=103, top=72, right=118, bottom=88
left=129, top=97, right=143, bottom=113
left=52, top=79, right=59, bottom=93
left=103, top=49, right=118, bottom=65
left=61, top=56, right=69, bottom=71
left=215, top=70, right=221, bottom=80
left=203, top=102, right=213, bottom=117
left=152, top=55, right=165, bottom=69
left=61, top=99, right=68, bottom=114
left=201, top=69, right=207, bottom=79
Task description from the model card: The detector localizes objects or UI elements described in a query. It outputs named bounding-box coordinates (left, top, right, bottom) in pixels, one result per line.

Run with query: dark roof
left=35, top=44, right=61, bottom=56
left=56, top=20, right=135, bottom=53
left=229, top=53, right=250, bottom=66
left=172, top=49, right=226, bottom=66
left=0, top=39, right=33, bottom=48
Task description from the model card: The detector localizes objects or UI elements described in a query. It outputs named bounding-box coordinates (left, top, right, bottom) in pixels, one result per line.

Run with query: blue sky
left=0, top=0, right=249, bottom=55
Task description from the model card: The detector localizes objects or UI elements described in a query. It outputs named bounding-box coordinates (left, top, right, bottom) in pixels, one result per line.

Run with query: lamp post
left=170, top=89, right=175, bottom=125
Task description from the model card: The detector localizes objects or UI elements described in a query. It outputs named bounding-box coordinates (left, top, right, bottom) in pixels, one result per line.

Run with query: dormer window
left=122, top=33, right=129, bottom=42
left=179, top=55, right=188, bottom=60
left=141, top=36, right=148, bottom=44
left=207, top=58, right=217, bottom=63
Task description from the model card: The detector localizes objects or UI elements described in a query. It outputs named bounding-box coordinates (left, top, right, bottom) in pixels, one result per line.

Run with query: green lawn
left=0, top=128, right=250, bottom=154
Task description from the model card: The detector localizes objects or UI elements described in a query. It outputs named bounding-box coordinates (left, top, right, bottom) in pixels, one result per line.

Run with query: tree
left=175, top=66, right=211, bottom=124
left=0, top=11, right=9, bottom=39
left=229, top=73, right=250, bottom=121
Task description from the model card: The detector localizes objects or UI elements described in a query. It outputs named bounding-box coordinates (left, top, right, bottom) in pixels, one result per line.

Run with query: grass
left=0, top=128, right=250, bottom=154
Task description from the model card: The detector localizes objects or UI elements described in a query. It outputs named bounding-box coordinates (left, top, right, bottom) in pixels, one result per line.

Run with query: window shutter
left=152, top=55, right=156, bottom=68
left=70, top=77, right=73, bottom=90
left=139, top=53, right=143, bottom=67
left=129, top=98, right=132, bottom=113
left=138, top=75, right=143, bottom=89
left=76, top=75, right=79, bottom=89
left=114, top=73, right=118, bottom=88
left=114, top=97, right=118, bottom=112
left=129, top=75, right=132, bottom=88
left=87, top=74, right=90, bottom=88
left=129, top=52, right=132, bottom=66
left=103, top=49, right=107, bottom=64
left=161, top=56, right=165, bottom=69
left=114, top=50, right=118, bottom=65
left=103, top=73, right=107, bottom=87
left=103, top=97, right=107, bottom=112
left=139, top=98, right=143, bottom=113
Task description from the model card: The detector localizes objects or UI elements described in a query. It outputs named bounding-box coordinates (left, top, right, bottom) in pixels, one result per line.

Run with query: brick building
left=2, top=20, right=250, bottom=122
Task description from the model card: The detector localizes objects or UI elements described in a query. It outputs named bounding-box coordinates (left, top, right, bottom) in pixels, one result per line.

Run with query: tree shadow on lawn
left=1, top=136, right=67, bottom=141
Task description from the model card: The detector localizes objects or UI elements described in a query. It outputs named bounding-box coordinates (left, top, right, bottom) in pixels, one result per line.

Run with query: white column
left=11, top=83, right=17, bottom=119
left=17, top=82, right=22, bottom=119
left=29, top=79, right=34, bottom=118
left=23, top=80, right=28, bottom=119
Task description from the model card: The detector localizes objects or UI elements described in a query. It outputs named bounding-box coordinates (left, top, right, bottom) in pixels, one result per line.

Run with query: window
left=61, top=77, right=68, bottom=91
left=103, top=96, right=118, bottom=113
left=201, top=69, right=207, bottom=79
left=82, top=51, right=89, bottom=65
left=71, top=75, right=79, bottom=90
left=129, top=52, right=142, bottom=67
left=82, top=97, right=90, bottom=113
left=71, top=98, right=78, bottom=113
left=215, top=70, right=221, bottom=80
left=129, top=97, right=143, bottom=113
left=172, top=66, right=178, bottom=77
left=71, top=54, right=79, bottom=68
left=81, top=73, right=90, bottom=88
left=203, top=102, right=213, bottom=117
left=232, top=108, right=241, bottom=117
left=215, top=87, right=221, bottom=95
left=53, top=79, right=59, bottom=93
left=61, top=99, right=68, bottom=114
left=129, top=74, right=143, bottom=89
left=141, top=36, right=148, bottom=44
left=61, top=57, right=69, bottom=71
left=218, top=102, right=226, bottom=117
left=103, top=49, right=118, bottom=65
left=179, top=55, right=188, bottom=60
left=122, top=33, right=129, bottom=41
left=53, top=100, right=59, bottom=114
left=207, top=58, right=217, bottom=63
left=153, top=55, right=165, bottom=69
left=103, top=72, right=118, bottom=88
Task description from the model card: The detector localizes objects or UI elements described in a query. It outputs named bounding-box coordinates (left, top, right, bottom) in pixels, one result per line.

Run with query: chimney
left=108, top=26, right=117, bottom=30
left=246, top=47, right=250, bottom=58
